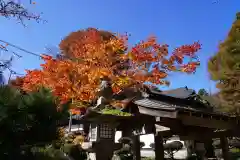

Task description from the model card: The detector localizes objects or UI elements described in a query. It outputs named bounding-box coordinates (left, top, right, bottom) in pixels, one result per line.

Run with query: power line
left=0, top=39, right=86, bottom=62
left=0, top=40, right=31, bottom=81
left=8, top=68, right=24, bottom=84
left=8, top=67, right=24, bottom=76
left=0, top=39, right=43, bottom=58
left=0, top=46, right=22, bottom=59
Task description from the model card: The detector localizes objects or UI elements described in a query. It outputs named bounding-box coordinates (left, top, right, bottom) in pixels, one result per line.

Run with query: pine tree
left=198, top=88, right=209, bottom=96
left=0, top=86, right=68, bottom=158
left=208, top=12, right=240, bottom=114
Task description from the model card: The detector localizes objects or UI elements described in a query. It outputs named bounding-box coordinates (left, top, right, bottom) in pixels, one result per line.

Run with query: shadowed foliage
left=0, top=86, right=68, bottom=159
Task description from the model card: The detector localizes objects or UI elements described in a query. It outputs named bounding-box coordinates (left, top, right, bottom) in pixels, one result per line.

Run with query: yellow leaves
left=108, top=38, right=126, bottom=53
left=99, top=70, right=110, bottom=77
left=70, top=109, right=81, bottom=115
left=73, top=135, right=85, bottom=145
left=127, top=52, right=135, bottom=60
left=115, top=77, right=131, bottom=87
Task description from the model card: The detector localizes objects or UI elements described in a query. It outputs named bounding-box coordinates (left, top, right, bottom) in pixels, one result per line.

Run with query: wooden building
left=78, top=86, right=240, bottom=160
left=133, top=87, right=240, bottom=160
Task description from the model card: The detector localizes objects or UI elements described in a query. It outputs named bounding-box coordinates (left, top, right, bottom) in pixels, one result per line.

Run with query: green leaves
left=198, top=89, right=209, bottom=96
left=101, top=108, right=131, bottom=116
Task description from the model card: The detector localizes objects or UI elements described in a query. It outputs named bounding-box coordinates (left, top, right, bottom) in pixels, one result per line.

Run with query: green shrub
left=62, top=144, right=87, bottom=160
left=230, top=148, right=240, bottom=160
left=31, top=146, right=69, bottom=160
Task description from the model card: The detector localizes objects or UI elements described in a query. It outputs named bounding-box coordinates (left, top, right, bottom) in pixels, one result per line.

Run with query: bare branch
left=0, top=0, right=46, bottom=26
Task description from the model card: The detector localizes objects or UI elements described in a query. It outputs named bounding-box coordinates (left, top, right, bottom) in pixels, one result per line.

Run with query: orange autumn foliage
left=20, top=28, right=201, bottom=105
left=9, top=76, right=25, bottom=89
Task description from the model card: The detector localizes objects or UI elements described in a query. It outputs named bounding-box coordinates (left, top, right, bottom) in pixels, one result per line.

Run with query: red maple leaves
left=14, top=28, right=201, bottom=106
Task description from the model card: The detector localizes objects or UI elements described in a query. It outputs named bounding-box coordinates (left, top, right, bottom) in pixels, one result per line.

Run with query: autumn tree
left=208, top=12, right=240, bottom=114
left=9, top=76, right=24, bottom=88
left=18, top=28, right=201, bottom=110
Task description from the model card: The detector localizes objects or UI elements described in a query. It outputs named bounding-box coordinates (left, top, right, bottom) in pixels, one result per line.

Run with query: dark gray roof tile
left=134, top=98, right=176, bottom=110
left=159, top=87, right=195, bottom=99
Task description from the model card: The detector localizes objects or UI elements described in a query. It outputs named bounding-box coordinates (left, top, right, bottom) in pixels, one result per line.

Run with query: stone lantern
left=85, top=123, right=118, bottom=160
left=89, top=123, right=115, bottom=142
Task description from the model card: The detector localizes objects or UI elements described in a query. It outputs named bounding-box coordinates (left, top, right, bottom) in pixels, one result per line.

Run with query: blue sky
left=0, top=0, right=239, bottom=93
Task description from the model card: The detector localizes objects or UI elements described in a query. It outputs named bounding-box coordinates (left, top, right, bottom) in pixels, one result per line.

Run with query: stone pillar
left=220, top=137, right=230, bottom=160
left=154, top=132, right=164, bottom=160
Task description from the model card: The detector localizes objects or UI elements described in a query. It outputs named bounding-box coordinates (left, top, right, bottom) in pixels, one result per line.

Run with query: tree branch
left=0, top=0, right=45, bottom=26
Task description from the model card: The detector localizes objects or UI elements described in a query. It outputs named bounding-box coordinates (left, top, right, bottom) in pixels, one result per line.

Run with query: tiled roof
left=160, top=87, right=195, bottom=99
left=134, top=98, right=176, bottom=111
left=134, top=86, right=214, bottom=113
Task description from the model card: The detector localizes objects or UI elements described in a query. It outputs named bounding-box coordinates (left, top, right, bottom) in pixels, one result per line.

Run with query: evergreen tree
left=208, top=12, right=240, bottom=114
left=198, top=88, right=209, bottom=96
left=0, top=86, right=68, bottom=159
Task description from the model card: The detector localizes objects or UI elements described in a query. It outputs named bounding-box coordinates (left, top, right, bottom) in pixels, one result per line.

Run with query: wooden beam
left=132, top=135, right=141, bottom=160
left=156, top=118, right=240, bottom=139
left=178, top=115, right=239, bottom=130
left=154, top=132, right=164, bottom=160
left=179, top=110, right=240, bottom=124
left=138, top=106, right=177, bottom=118
left=155, top=117, right=183, bottom=131
left=220, top=137, right=230, bottom=160
left=178, top=130, right=240, bottom=141
left=210, top=130, right=240, bottom=138
left=157, top=130, right=174, bottom=138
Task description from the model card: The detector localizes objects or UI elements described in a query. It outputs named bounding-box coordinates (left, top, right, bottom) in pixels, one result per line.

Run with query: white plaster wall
left=115, top=131, right=188, bottom=159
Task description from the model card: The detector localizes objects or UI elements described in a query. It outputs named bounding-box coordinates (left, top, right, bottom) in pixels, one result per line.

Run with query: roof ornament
left=139, top=85, right=149, bottom=98
left=92, top=76, right=113, bottom=110
left=141, top=91, right=149, bottom=98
